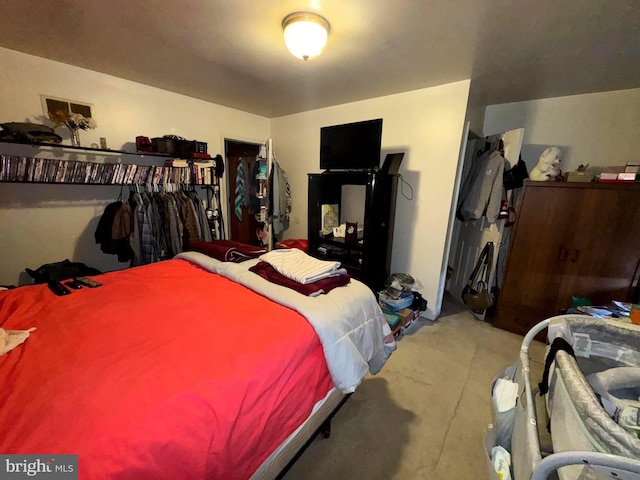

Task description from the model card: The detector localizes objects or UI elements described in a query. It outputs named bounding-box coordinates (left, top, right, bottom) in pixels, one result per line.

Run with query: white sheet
left=175, top=252, right=396, bottom=393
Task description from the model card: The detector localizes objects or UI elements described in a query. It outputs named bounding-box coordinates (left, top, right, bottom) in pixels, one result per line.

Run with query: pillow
left=188, top=240, right=266, bottom=263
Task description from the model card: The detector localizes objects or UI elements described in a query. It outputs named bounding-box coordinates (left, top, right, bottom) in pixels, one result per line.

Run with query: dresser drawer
left=494, top=304, right=548, bottom=341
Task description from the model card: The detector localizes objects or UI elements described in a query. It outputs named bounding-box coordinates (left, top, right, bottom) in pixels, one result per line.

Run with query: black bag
left=503, top=156, right=528, bottom=190
left=411, top=291, right=428, bottom=312
left=0, top=122, right=62, bottom=144
left=462, top=242, right=494, bottom=313
left=25, top=259, right=101, bottom=284
left=485, top=250, right=501, bottom=318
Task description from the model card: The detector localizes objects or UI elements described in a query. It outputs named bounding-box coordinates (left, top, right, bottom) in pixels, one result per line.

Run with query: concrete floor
left=283, top=295, right=546, bottom=480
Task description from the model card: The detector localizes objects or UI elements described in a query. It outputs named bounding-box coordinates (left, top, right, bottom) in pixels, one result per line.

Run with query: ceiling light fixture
left=282, top=11, right=330, bottom=61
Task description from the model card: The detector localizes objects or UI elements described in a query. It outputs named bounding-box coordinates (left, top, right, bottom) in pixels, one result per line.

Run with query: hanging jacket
left=188, top=191, right=212, bottom=242
left=95, top=201, right=123, bottom=255
left=177, top=191, right=201, bottom=248
left=141, top=193, right=158, bottom=263
left=270, top=160, right=291, bottom=235
left=459, top=150, right=506, bottom=223
left=94, top=201, right=133, bottom=262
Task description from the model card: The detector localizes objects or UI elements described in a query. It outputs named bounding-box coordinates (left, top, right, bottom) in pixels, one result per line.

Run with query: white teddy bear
left=530, top=146, right=562, bottom=181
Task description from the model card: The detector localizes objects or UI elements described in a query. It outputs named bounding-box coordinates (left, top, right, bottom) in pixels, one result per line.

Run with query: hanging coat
left=459, top=151, right=506, bottom=223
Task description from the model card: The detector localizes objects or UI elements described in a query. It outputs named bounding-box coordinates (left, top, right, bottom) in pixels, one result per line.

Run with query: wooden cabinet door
left=555, top=186, right=640, bottom=310
left=495, top=304, right=550, bottom=338
left=498, top=184, right=584, bottom=315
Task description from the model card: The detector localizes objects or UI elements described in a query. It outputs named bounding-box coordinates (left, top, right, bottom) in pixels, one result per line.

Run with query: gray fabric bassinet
left=486, top=315, right=640, bottom=480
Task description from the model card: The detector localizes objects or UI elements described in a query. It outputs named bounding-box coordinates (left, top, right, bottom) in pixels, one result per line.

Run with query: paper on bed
left=0, top=327, right=36, bottom=356
left=176, top=252, right=396, bottom=393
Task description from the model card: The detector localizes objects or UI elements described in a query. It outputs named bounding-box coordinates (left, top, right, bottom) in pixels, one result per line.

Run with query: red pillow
left=188, top=240, right=266, bottom=263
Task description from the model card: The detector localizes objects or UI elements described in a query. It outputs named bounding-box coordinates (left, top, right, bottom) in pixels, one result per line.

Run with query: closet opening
left=224, top=139, right=262, bottom=246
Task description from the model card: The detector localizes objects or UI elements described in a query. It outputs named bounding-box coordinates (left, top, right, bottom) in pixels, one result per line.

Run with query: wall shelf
left=0, top=146, right=217, bottom=185
left=0, top=139, right=177, bottom=158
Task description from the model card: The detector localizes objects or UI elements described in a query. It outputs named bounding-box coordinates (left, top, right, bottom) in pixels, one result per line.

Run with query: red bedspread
left=0, top=259, right=333, bottom=479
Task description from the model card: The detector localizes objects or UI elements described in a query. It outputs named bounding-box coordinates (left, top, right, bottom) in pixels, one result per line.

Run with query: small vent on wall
left=40, top=94, right=94, bottom=122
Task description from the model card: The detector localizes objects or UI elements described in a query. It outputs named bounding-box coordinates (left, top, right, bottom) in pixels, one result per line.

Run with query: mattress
left=0, top=258, right=342, bottom=479
left=250, top=387, right=345, bottom=480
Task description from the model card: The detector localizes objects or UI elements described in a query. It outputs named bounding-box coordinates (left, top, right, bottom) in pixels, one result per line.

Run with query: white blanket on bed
left=175, top=252, right=396, bottom=393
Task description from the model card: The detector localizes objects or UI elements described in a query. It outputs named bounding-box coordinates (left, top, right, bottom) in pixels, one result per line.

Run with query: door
left=447, top=128, right=524, bottom=320
left=555, top=186, right=640, bottom=309
left=498, top=184, right=584, bottom=313
left=226, top=140, right=261, bottom=246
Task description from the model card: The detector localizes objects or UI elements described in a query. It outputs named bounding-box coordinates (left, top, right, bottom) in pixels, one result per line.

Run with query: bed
left=486, top=315, right=640, bottom=480
left=0, top=251, right=395, bottom=479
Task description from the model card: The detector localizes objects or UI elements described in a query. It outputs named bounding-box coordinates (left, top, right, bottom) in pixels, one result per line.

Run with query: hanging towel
left=271, top=159, right=292, bottom=235
left=234, top=161, right=245, bottom=220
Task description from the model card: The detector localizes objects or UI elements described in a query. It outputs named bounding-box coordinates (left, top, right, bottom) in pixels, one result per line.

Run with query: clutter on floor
left=379, top=273, right=427, bottom=338
left=566, top=297, right=640, bottom=324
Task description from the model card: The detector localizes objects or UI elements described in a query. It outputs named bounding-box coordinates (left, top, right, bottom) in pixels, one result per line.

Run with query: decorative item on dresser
left=494, top=181, right=640, bottom=337
left=529, top=146, right=562, bottom=181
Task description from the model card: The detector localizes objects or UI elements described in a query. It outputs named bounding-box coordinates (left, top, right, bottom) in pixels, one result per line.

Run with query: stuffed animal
left=530, top=147, right=562, bottom=181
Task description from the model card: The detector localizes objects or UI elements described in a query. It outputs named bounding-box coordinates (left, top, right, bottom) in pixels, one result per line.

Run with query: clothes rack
left=96, top=186, right=215, bottom=266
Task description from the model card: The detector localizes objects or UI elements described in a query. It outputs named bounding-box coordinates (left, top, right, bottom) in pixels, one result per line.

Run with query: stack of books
left=598, top=162, right=639, bottom=183
left=164, top=159, right=216, bottom=185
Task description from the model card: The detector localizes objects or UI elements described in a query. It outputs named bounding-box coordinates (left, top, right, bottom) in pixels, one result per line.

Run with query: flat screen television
left=320, top=118, right=383, bottom=170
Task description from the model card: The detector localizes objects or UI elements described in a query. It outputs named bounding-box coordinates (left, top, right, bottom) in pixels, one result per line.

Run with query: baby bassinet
left=486, top=315, right=640, bottom=480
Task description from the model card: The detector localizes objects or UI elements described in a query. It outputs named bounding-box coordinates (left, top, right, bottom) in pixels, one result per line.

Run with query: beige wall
left=0, top=47, right=471, bottom=319
left=483, top=88, right=640, bottom=173
left=0, top=47, right=270, bottom=285
left=271, top=81, right=471, bottom=319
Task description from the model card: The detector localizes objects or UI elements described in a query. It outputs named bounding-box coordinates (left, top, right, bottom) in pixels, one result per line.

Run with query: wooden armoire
left=494, top=181, right=640, bottom=337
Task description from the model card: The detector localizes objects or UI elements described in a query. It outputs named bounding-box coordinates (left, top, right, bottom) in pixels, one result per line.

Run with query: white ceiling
left=1, top=0, right=638, bottom=118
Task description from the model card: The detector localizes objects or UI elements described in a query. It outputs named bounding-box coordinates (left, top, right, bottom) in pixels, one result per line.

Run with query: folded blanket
left=259, top=248, right=343, bottom=284
left=188, top=240, right=266, bottom=263
left=176, top=252, right=397, bottom=393
left=249, top=261, right=350, bottom=296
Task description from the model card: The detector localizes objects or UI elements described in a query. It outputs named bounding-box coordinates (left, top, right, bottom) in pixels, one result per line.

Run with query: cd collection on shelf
left=0, top=155, right=216, bottom=185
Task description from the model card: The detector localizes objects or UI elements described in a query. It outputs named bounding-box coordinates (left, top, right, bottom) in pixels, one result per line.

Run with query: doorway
left=446, top=128, right=524, bottom=320
left=225, top=140, right=262, bottom=246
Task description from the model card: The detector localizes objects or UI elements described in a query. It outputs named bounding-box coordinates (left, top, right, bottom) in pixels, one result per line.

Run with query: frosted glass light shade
left=282, top=12, right=330, bottom=61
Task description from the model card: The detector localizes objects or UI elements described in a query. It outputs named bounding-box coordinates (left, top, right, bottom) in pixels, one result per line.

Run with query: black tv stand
left=308, top=170, right=399, bottom=292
